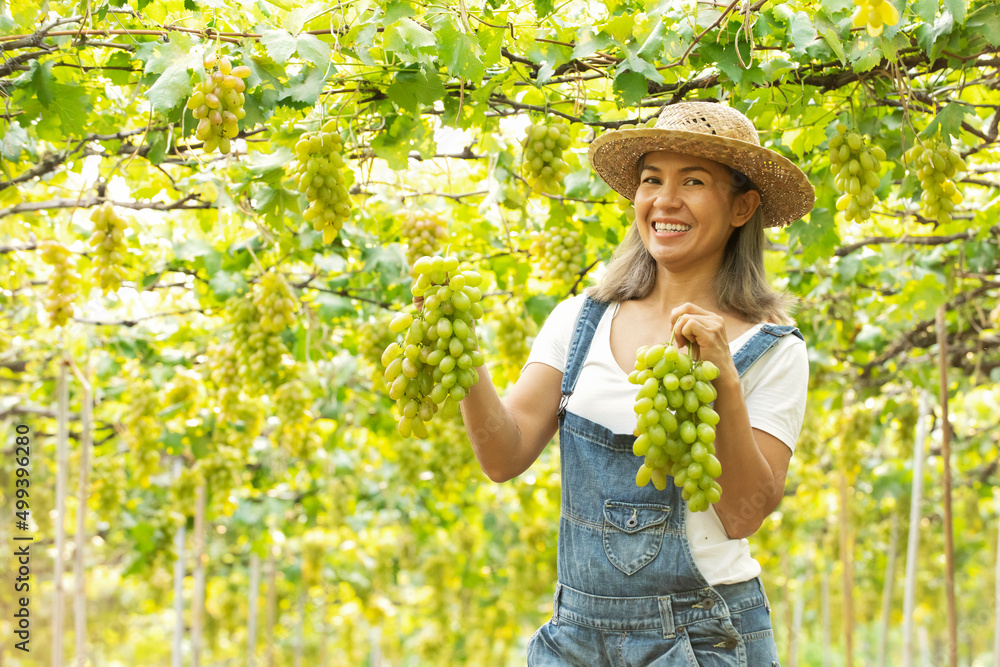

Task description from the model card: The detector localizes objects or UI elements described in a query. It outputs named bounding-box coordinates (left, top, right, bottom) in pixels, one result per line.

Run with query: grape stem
left=667, top=317, right=700, bottom=360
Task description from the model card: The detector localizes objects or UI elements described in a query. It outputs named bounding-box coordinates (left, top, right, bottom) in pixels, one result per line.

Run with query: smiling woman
left=456, top=101, right=815, bottom=666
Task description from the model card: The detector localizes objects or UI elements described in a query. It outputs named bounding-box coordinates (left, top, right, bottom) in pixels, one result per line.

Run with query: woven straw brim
left=588, top=129, right=815, bottom=228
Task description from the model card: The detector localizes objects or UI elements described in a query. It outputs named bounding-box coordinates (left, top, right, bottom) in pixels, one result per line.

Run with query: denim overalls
left=527, top=296, right=803, bottom=666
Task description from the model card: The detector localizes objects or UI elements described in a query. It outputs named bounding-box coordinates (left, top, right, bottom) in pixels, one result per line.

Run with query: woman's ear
left=731, top=189, right=761, bottom=228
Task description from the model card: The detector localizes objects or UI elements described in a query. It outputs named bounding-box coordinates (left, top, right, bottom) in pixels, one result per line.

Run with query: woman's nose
left=652, top=182, right=682, bottom=209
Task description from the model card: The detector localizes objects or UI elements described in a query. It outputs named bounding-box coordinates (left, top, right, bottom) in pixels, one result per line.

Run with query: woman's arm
left=460, top=362, right=563, bottom=483
left=671, top=304, right=793, bottom=539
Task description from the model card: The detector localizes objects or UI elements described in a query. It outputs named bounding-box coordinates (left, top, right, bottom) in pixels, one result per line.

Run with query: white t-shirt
left=524, top=294, right=809, bottom=586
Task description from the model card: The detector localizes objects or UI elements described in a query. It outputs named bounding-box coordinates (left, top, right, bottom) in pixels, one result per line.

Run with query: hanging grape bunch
left=851, top=0, right=900, bottom=37
left=906, top=137, right=965, bottom=226
left=380, top=254, right=486, bottom=438
left=829, top=124, right=885, bottom=223
left=530, top=227, right=586, bottom=284
left=400, top=211, right=448, bottom=270
left=616, top=194, right=636, bottom=224
left=491, top=299, right=537, bottom=387
left=521, top=120, right=572, bottom=195
left=252, top=271, right=298, bottom=334
left=230, top=297, right=289, bottom=390
left=628, top=337, right=724, bottom=513
left=40, top=241, right=79, bottom=327
left=290, top=120, right=354, bottom=243
left=88, top=202, right=129, bottom=292
left=187, top=54, right=251, bottom=155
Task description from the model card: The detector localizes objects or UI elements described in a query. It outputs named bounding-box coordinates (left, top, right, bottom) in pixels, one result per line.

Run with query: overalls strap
left=732, top=323, right=804, bottom=376
left=558, top=296, right=609, bottom=418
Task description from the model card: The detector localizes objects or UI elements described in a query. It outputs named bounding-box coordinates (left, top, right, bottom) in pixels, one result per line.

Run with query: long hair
left=586, top=167, right=794, bottom=325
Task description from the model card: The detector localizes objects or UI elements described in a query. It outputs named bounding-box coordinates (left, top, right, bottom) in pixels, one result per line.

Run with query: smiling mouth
left=653, top=222, right=691, bottom=232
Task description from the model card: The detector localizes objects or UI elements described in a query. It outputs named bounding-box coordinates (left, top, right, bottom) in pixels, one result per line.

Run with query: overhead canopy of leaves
left=2, top=0, right=999, bottom=663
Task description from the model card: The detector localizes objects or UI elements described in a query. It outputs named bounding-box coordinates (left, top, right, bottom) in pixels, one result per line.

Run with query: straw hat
left=588, top=101, right=815, bottom=228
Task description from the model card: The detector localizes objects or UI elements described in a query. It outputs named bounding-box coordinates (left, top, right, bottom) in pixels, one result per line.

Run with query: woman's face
left=632, top=151, right=760, bottom=274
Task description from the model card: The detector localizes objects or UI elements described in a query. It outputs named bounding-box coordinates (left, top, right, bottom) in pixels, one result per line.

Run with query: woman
left=460, top=101, right=814, bottom=665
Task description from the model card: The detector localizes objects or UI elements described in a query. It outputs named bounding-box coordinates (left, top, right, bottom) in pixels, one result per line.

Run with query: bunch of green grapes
left=628, top=342, right=723, bottom=512
left=205, top=341, right=242, bottom=416
left=187, top=54, right=251, bottom=155
left=491, top=299, right=537, bottom=387
left=230, top=298, right=289, bottom=390
left=290, top=120, right=354, bottom=243
left=521, top=121, right=572, bottom=195
left=851, top=0, right=900, bottom=37
left=274, top=379, right=318, bottom=459
left=616, top=194, right=635, bottom=224
left=400, top=211, right=448, bottom=270
left=39, top=241, right=79, bottom=327
left=829, top=124, right=886, bottom=223
left=530, top=228, right=586, bottom=284
left=87, top=202, right=129, bottom=292
left=380, top=254, right=486, bottom=438
left=906, top=138, right=965, bottom=226
left=253, top=272, right=298, bottom=333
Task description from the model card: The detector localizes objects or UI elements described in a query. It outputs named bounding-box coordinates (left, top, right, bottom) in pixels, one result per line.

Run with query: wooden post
left=172, top=458, right=186, bottom=667
left=72, top=358, right=93, bottom=667
left=191, top=483, right=207, bottom=667
left=248, top=551, right=260, bottom=667
left=266, top=552, right=278, bottom=667
left=840, top=463, right=854, bottom=667
left=935, top=305, right=958, bottom=667
left=53, top=355, right=69, bottom=667
left=879, top=512, right=900, bottom=667
left=822, top=555, right=831, bottom=667
left=902, top=392, right=930, bottom=667
left=993, top=489, right=1000, bottom=667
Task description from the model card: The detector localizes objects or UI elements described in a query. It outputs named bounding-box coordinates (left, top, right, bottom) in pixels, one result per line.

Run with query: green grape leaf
left=913, top=0, right=938, bottom=23
left=573, top=29, right=614, bottom=59
left=0, top=121, right=28, bottom=160
left=285, top=66, right=328, bottom=104
left=967, top=3, right=1000, bottom=46
left=261, top=29, right=299, bottom=64
left=943, top=0, right=966, bottom=25
left=256, top=185, right=300, bottom=229
left=613, top=69, right=647, bottom=108
left=534, top=0, right=555, bottom=18
left=788, top=12, right=819, bottom=57
left=637, top=18, right=666, bottom=60
left=433, top=16, right=485, bottom=81
left=387, top=67, right=446, bottom=114
left=296, top=34, right=332, bottom=68
left=787, top=207, right=840, bottom=265
left=898, top=273, right=948, bottom=320
left=382, top=0, right=416, bottom=25
left=822, top=29, right=847, bottom=66
left=142, top=35, right=201, bottom=112
left=922, top=102, right=970, bottom=140
left=383, top=17, right=437, bottom=65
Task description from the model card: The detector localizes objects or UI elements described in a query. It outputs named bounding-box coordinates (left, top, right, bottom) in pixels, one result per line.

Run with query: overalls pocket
left=602, top=501, right=671, bottom=575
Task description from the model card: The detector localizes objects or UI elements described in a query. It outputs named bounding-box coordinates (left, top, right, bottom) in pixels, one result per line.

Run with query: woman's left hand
left=669, top=304, right=736, bottom=378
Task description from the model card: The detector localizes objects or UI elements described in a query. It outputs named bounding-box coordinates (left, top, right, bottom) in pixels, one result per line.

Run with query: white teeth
left=654, top=222, right=691, bottom=232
